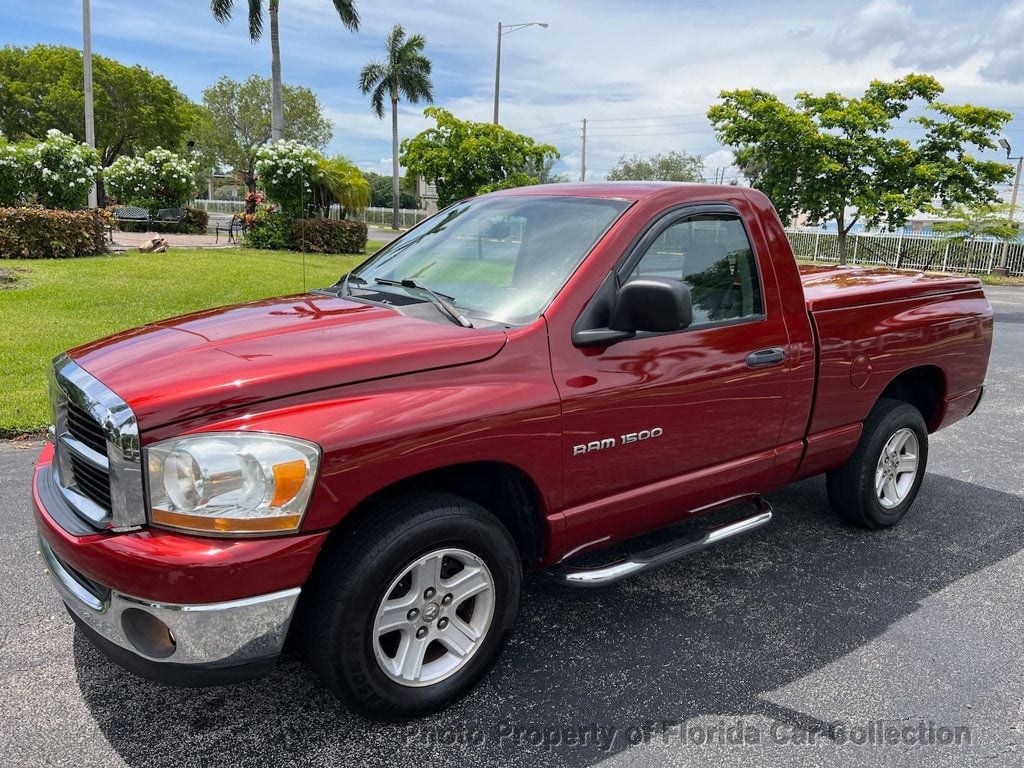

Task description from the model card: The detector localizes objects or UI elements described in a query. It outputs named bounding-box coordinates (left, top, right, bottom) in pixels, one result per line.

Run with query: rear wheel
left=827, top=398, right=929, bottom=529
left=304, top=493, right=521, bottom=719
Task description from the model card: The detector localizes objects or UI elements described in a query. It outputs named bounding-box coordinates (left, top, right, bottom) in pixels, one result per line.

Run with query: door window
left=630, top=214, right=763, bottom=326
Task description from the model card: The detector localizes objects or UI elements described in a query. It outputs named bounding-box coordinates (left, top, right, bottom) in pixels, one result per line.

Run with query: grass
left=0, top=244, right=382, bottom=437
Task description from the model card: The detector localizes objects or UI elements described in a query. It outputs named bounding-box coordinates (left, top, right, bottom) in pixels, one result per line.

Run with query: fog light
left=121, top=608, right=176, bottom=659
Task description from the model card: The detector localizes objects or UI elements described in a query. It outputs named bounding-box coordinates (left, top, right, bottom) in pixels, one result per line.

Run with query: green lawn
left=0, top=244, right=382, bottom=436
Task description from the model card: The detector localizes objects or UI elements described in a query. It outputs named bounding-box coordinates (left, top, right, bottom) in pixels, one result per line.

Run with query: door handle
left=745, top=347, right=786, bottom=368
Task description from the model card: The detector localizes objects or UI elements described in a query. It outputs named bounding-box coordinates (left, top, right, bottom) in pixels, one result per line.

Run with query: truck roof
left=489, top=181, right=746, bottom=202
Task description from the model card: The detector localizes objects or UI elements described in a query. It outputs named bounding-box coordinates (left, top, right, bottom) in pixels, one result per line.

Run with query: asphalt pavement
left=0, top=286, right=1022, bottom=767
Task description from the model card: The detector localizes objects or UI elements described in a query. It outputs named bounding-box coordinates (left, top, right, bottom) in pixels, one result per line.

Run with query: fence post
left=896, top=230, right=903, bottom=269
left=987, top=240, right=996, bottom=274
left=942, top=242, right=949, bottom=272
left=814, top=231, right=820, bottom=261
left=852, top=235, right=859, bottom=264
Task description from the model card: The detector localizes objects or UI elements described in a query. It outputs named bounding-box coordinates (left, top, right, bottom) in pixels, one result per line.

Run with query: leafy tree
left=363, top=171, right=417, bottom=209
left=930, top=201, right=1019, bottom=241
left=197, top=75, right=332, bottom=192
left=210, top=0, right=358, bottom=142
left=0, top=45, right=194, bottom=202
left=607, top=151, right=705, bottom=182
left=526, top=155, right=570, bottom=184
left=401, top=108, right=559, bottom=206
left=708, top=74, right=1013, bottom=263
left=359, top=25, right=433, bottom=229
left=311, top=155, right=371, bottom=216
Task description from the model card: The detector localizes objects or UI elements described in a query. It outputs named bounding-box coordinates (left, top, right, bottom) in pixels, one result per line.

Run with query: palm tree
left=211, top=1, right=359, bottom=142
left=359, top=24, right=433, bottom=229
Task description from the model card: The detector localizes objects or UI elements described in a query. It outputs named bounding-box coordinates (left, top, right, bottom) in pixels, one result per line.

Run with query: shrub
left=181, top=207, right=209, bottom=234
left=254, top=140, right=321, bottom=218
left=104, top=147, right=198, bottom=211
left=244, top=210, right=293, bottom=250
left=22, top=130, right=100, bottom=210
left=0, top=139, right=25, bottom=207
left=0, top=207, right=108, bottom=259
left=290, top=218, right=368, bottom=254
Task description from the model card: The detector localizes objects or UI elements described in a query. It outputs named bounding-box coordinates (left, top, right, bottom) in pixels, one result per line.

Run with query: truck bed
left=799, top=264, right=983, bottom=312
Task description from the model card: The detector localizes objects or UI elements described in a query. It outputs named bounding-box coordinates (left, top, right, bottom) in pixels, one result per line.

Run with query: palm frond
left=247, top=0, right=264, bottom=41
left=210, top=0, right=233, bottom=23
left=331, top=0, right=360, bottom=32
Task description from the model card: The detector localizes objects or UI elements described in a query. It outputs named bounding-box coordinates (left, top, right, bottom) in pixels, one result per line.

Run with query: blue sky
left=2, top=0, right=1023, bottom=187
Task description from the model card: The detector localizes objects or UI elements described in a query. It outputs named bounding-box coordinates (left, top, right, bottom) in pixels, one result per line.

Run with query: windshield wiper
left=374, top=278, right=474, bottom=328
left=340, top=272, right=367, bottom=296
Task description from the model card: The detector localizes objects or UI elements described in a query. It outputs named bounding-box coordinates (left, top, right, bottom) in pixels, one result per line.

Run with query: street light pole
left=492, top=21, right=548, bottom=125
left=493, top=22, right=502, bottom=125
left=996, top=138, right=1021, bottom=276
left=83, top=0, right=97, bottom=208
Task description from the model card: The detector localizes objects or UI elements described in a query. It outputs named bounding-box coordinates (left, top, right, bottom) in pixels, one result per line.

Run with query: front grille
left=66, top=399, right=108, bottom=455
left=68, top=452, right=112, bottom=509
left=50, top=354, right=144, bottom=531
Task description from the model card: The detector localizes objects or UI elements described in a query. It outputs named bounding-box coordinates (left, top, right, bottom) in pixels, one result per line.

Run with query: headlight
left=146, top=432, right=321, bottom=535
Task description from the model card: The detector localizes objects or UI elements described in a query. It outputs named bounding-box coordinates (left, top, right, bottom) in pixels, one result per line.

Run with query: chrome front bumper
left=40, top=536, right=300, bottom=684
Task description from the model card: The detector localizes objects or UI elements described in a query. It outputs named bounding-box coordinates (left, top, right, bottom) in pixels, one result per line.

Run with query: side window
left=631, top=214, right=763, bottom=326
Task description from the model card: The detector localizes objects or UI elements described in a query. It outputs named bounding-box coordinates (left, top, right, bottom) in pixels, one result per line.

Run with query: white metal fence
left=785, top=228, right=1024, bottom=276
left=190, top=201, right=431, bottom=229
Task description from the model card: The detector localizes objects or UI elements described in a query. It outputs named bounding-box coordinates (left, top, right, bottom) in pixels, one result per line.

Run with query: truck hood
left=70, top=293, right=507, bottom=429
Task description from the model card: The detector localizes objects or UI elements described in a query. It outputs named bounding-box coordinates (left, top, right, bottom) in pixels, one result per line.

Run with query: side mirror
left=572, top=277, right=692, bottom=347
left=610, top=277, right=692, bottom=333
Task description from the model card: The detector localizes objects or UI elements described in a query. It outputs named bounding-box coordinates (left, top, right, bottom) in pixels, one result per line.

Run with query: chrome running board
left=548, top=497, right=773, bottom=588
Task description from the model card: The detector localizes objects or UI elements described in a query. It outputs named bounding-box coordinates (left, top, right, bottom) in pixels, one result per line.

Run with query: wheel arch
left=876, top=364, right=946, bottom=431
left=318, top=460, right=550, bottom=570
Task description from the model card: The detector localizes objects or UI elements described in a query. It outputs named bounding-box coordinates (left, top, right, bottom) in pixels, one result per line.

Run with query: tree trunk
left=391, top=96, right=400, bottom=230
left=836, top=216, right=848, bottom=265
left=269, top=1, right=284, bottom=142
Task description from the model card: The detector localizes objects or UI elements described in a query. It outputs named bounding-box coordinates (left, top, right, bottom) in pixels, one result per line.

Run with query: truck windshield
left=349, top=195, right=630, bottom=325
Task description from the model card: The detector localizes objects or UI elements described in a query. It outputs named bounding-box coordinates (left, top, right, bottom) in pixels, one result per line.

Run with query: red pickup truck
left=33, top=183, right=992, bottom=717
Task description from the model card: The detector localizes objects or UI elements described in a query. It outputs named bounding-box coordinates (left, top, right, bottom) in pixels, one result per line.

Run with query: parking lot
left=1, top=285, right=1021, bottom=768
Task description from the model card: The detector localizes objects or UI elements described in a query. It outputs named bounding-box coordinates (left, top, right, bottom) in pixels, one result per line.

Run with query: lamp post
left=996, top=137, right=1022, bottom=277
left=493, top=22, right=548, bottom=125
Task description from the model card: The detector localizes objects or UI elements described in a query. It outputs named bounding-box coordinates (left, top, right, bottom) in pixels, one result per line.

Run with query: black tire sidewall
left=847, top=400, right=929, bottom=528
left=315, top=496, right=521, bottom=718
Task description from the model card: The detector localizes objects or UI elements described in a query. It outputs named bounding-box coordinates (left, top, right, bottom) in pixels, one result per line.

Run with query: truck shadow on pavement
left=74, top=473, right=1024, bottom=767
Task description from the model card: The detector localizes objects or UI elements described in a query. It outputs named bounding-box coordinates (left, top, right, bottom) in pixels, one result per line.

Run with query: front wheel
left=827, top=398, right=929, bottom=529
left=304, top=493, right=521, bottom=719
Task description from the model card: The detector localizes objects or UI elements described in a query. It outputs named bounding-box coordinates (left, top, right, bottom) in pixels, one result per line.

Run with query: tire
left=826, top=398, right=929, bottom=529
left=304, top=492, right=522, bottom=719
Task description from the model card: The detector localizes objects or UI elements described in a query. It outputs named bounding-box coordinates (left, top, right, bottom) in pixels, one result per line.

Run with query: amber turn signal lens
left=151, top=508, right=302, bottom=534
left=271, top=459, right=308, bottom=507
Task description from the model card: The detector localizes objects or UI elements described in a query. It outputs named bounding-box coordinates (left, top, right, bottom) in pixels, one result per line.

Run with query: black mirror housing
left=610, top=278, right=692, bottom=333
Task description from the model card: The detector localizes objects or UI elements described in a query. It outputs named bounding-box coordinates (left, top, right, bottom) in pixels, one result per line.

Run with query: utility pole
left=579, top=118, right=587, bottom=182
left=492, top=23, right=502, bottom=125
left=83, top=0, right=97, bottom=208
left=996, top=154, right=1022, bottom=276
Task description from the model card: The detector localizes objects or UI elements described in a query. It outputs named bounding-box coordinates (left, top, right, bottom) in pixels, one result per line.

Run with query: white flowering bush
left=254, top=140, right=322, bottom=217
left=22, top=130, right=100, bottom=210
left=103, top=147, right=197, bottom=211
left=0, top=139, right=25, bottom=207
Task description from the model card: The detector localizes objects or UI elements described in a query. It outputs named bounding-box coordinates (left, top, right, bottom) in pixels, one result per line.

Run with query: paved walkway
left=111, top=231, right=235, bottom=250
left=111, top=224, right=402, bottom=251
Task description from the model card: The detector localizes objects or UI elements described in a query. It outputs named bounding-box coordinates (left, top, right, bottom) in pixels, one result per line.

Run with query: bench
left=215, top=214, right=247, bottom=244
left=152, top=208, right=187, bottom=230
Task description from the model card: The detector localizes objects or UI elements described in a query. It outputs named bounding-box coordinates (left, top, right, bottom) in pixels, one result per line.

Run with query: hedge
left=0, top=207, right=108, bottom=259
left=289, top=218, right=368, bottom=254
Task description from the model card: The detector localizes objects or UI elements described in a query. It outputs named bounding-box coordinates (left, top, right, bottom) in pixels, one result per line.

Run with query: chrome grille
left=50, top=354, right=145, bottom=531
left=66, top=399, right=108, bottom=455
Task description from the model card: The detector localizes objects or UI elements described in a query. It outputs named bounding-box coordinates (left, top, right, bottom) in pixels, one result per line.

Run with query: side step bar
left=548, top=497, right=773, bottom=588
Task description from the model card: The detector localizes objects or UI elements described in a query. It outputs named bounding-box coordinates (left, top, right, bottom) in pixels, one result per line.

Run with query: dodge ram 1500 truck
left=32, top=183, right=992, bottom=717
